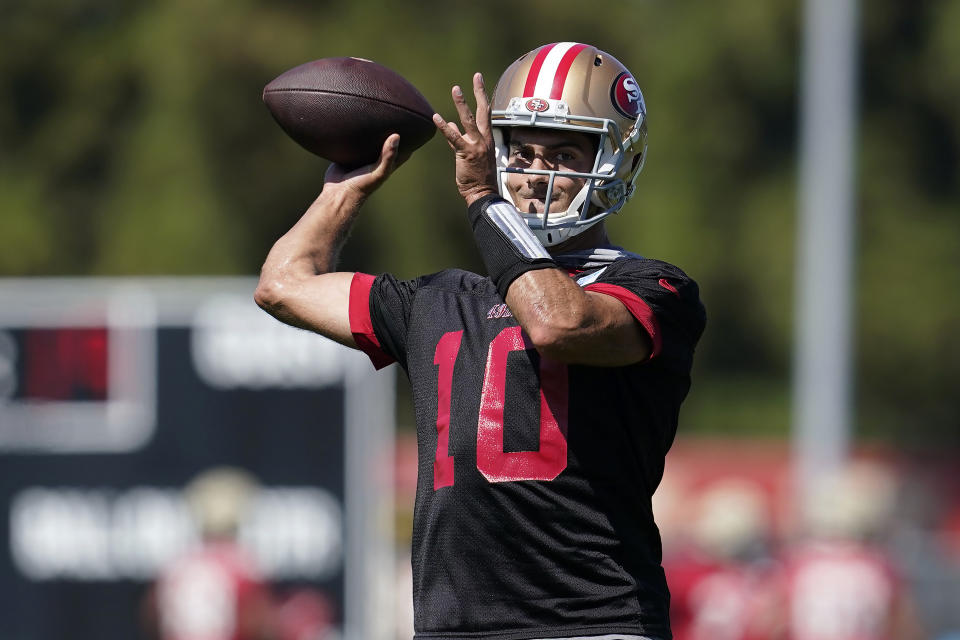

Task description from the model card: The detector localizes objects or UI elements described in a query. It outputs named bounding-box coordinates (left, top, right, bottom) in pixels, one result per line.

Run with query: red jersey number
left=432, top=330, right=461, bottom=489
left=432, top=326, right=569, bottom=489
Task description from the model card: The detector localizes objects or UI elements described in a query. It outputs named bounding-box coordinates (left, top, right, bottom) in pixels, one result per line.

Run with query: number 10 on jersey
left=432, top=326, right=569, bottom=489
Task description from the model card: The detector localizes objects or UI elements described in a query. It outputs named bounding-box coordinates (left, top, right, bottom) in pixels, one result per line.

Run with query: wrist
left=463, top=188, right=500, bottom=208
left=468, top=196, right=556, bottom=299
left=467, top=193, right=508, bottom=225
left=320, top=180, right=367, bottom=207
left=312, top=183, right=367, bottom=223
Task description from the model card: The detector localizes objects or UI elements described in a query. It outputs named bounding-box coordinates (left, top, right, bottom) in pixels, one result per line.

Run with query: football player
left=143, top=468, right=277, bottom=640
left=256, top=42, right=706, bottom=640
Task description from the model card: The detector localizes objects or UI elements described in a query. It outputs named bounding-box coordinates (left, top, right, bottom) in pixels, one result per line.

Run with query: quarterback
left=256, top=42, right=707, bottom=640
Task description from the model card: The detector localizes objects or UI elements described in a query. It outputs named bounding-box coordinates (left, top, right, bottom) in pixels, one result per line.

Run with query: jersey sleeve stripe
left=584, top=282, right=662, bottom=359
left=348, top=272, right=396, bottom=370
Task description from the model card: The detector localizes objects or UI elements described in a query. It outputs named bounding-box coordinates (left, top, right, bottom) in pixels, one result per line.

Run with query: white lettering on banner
left=238, top=488, right=342, bottom=579
left=10, top=487, right=343, bottom=581
left=191, top=296, right=346, bottom=389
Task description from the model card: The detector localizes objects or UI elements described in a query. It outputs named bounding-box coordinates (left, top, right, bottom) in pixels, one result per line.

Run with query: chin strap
left=468, top=194, right=558, bottom=299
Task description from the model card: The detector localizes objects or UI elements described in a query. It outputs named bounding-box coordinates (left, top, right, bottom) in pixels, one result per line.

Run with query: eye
left=552, top=150, right=584, bottom=167
left=510, top=147, right=534, bottom=165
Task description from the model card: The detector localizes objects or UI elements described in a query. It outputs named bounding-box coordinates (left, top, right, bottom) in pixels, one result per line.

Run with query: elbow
left=524, top=312, right=588, bottom=361
left=526, top=326, right=567, bottom=360
left=254, top=274, right=290, bottom=316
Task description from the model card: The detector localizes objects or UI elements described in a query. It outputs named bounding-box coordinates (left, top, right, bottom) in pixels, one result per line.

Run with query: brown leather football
left=262, top=57, right=436, bottom=168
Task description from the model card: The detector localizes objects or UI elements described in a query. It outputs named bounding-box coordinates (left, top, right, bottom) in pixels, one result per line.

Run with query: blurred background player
left=665, top=479, right=780, bottom=640
left=143, top=467, right=277, bottom=640
left=778, top=461, right=923, bottom=640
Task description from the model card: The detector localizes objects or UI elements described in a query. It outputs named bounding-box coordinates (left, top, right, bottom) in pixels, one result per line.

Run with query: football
left=262, top=57, right=436, bottom=168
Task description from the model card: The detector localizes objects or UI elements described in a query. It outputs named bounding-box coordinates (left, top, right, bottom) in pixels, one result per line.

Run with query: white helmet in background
left=185, top=466, right=259, bottom=540
left=491, top=42, right=649, bottom=246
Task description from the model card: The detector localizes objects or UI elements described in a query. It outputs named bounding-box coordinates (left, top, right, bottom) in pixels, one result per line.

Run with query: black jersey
left=348, top=251, right=706, bottom=640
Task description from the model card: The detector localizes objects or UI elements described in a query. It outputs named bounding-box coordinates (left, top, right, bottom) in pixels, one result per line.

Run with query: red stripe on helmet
left=522, top=43, right=557, bottom=97
left=550, top=43, right=588, bottom=99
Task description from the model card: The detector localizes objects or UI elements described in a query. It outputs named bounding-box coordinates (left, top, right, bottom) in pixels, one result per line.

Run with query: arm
left=254, top=135, right=401, bottom=347
left=433, top=75, right=651, bottom=366
left=506, top=269, right=651, bottom=365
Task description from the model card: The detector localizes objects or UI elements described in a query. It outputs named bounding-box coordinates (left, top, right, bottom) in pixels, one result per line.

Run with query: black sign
left=0, top=279, right=393, bottom=640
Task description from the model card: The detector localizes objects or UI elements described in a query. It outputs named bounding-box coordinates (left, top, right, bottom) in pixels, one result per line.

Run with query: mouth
left=517, top=192, right=559, bottom=214
left=521, top=200, right=546, bottom=214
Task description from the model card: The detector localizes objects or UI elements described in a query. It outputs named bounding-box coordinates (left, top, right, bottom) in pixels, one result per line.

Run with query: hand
left=433, top=73, right=500, bottom=206
left=322, top=133, right=403, bottom=204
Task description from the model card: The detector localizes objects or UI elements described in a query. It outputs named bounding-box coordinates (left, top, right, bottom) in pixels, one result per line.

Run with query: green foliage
left=0, top=0, right=957, bottom=444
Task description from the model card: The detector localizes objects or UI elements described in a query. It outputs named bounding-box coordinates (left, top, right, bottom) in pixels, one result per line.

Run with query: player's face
left=503, top=129, right=597, bottom=215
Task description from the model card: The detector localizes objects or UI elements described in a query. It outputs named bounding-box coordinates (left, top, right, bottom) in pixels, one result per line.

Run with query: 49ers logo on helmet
left=525, top=98, right=550, bottom=112
left=610, top=72, right=645, bottom=119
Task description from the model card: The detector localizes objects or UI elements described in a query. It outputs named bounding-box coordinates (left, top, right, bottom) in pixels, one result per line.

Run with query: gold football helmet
left=491, top=42, right=648, bottom=246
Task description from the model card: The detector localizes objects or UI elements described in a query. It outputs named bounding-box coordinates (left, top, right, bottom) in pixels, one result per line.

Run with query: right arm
left=254, top=134, right=401, bottom=347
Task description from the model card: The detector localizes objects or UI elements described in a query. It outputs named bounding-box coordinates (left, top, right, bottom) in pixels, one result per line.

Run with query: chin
left=519, top=201, right=568, bottom=216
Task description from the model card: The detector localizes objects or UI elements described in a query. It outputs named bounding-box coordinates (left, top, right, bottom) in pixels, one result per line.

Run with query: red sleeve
left=348, top=273, right=396, bottom=370
left=584, top=282, right=662, bottom=359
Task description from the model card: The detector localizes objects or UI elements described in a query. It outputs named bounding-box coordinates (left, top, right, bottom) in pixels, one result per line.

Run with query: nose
left=525, top=153, right=556, bottom=187
left=526, top=167, right=549, bottom=183
left=524, top=169, right=549, bottom=194
left=529, top=154, right=548, bottom=170
left=528, top=153, right=556, bottom=171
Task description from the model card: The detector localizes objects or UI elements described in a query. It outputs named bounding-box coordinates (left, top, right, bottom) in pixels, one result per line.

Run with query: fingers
left=330, top=133, right=400, bottom=189
left=433, top=112, right=463, bottom=149
left=434, top=72, right=492, bottom=150
left=451, top=84, right=478, bottom=135
left=473, top=73, right=491, bottom=137
left=371, top=133, right=401, bottom=179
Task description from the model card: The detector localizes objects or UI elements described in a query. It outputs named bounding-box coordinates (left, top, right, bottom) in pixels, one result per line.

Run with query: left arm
left=505, top=268, right=651, bottom=365
left=434, top=74, right=650, bottom=366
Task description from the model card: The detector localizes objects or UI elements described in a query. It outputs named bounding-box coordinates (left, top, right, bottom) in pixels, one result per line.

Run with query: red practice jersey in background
left=154, top=541, right=272, bottom=640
